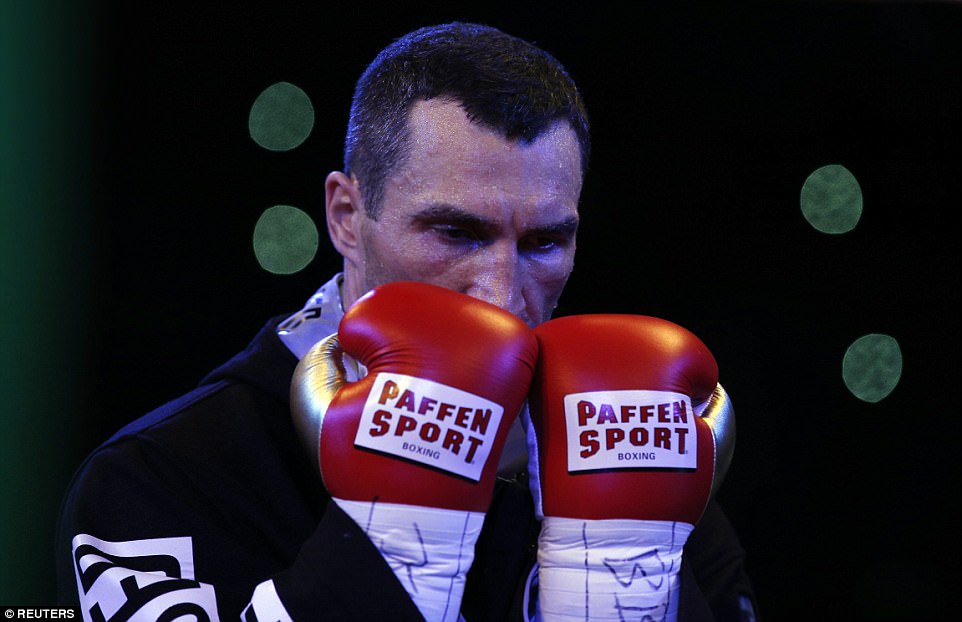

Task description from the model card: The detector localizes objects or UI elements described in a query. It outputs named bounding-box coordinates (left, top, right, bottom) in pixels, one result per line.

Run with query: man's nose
left=464, top=244, right=525, bottom=318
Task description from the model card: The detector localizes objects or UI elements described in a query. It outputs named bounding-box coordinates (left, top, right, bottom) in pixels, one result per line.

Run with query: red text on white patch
left=355, top=373, right=504, bottom=481
left=564, top=390, right=697, bottom=472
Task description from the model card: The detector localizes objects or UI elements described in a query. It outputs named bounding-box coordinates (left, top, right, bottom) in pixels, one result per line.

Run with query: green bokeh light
left=800, top=164, right=863, bottom=234
left=253, top=205, right=318, bottom=274
left=842, top=334, right=902, bottom=403
left=248, top=81, right=315, bottom=151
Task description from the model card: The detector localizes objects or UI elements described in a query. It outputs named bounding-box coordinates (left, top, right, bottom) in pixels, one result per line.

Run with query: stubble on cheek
left=359, top=219, right=448, bottom=293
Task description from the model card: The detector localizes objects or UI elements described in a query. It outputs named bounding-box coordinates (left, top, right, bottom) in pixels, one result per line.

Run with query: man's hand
left=526, top=314, right=734, bottom=622
left=291, top=281, right=538, bottom=622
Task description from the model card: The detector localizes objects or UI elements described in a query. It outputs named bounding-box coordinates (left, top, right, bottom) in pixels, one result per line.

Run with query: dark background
left=3, top=1, right=960, bottom=619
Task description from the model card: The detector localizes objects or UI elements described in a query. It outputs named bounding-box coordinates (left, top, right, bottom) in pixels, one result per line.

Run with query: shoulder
left=57, top=369, right=321, bottom=563
left=101, top=379, right=236, bottom=448
left=55, top=377, right=317, bottom=609
left=78, top=314, right=302, bottom=483
left=63, top=378, right=282, bottom=508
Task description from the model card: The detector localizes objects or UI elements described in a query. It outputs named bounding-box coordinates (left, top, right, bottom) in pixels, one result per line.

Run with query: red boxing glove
left=526, top=314, right=734, bottom=622
left=291, top=281, right=538, bottom=622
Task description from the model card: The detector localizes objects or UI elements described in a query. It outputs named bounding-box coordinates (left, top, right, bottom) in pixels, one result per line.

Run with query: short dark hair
left=344, top=22, right=590, bottom=218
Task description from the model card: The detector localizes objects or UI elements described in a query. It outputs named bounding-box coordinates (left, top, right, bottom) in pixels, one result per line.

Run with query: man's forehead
left=373, top=99, right=584, bottom=228
left=403, top=99, right=582, bottom=173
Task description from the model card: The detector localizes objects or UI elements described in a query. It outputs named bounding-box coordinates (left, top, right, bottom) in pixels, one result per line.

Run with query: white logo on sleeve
left=243, top=581, right=294, bottom=622
left=72, top=534, right=220, bottom=622
left=564, top=390, right=697, bottom=472
left=354, top=372, right=505, bottom=481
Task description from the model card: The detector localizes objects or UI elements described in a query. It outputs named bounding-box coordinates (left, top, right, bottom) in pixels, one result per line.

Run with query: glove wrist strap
left=335, top=498, right=484, bottom=622
left=537, top=517, right=693, bottom=622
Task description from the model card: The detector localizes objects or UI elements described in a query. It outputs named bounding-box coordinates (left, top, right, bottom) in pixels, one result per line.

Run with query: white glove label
left=355, top=372, right=504, bottom=481
left=564, top=390, right=696, bottom=472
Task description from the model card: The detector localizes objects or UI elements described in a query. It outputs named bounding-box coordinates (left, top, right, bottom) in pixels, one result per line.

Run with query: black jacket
left=57, top=314, right=758, bottom=621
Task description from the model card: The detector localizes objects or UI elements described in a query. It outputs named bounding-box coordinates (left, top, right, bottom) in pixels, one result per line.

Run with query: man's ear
left=325, top=171, right=365, bottom=263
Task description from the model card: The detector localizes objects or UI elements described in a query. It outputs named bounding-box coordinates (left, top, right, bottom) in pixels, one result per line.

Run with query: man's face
left=346, top=99, right=582, bottom=327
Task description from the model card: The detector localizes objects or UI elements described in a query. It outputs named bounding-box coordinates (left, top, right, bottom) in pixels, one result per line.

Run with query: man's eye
left=523, top=235, right=564, bottom=252
left=433, top=226, right=478, bottom=242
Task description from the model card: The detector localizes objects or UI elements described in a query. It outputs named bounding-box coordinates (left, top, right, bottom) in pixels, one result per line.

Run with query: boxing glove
left=291, top=281, right=538, bottom=622
left=525, top=314, right=734, bottom=622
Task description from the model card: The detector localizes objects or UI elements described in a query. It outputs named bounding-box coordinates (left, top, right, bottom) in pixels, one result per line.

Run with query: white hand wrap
left=335, top=498, right=484, bottom=622
left=537, top=518, right=693, bottom=622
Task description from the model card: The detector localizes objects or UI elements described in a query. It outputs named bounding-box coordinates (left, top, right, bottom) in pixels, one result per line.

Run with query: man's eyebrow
left=411, top=204, right=493, bottom=229
left=412, top=204, right=579, bottom=236
left=528, top=216, right=579, bottom=236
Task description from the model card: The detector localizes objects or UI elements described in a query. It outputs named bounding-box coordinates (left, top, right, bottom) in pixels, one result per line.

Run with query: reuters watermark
left=2, top=608, right=79, bottom=620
